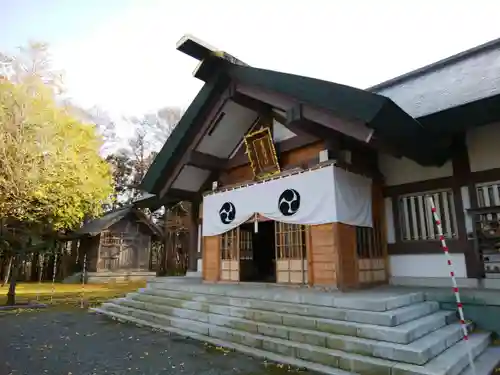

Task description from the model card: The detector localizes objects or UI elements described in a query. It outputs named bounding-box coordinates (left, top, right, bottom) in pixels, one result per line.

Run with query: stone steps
left=91, top=280, right=495, bottom=375
left=460, top=346, right=500, bottom=375
left=110, top=296, right=466, bottom=365
left=91, top=307, right=356, bottom=375
left=139, top=287, right=441, bottom=327
left=132, top=289, right=451, bottom=344
left=147, top=280, right=424, bottom=311
left=92, top=302, right=490, bottom=375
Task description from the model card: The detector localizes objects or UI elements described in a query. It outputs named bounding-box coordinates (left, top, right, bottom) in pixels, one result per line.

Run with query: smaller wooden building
left=74, top=206, right=162, bottom=275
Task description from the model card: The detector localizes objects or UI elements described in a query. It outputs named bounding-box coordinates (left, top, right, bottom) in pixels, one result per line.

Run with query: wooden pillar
left=188, top=201, right=200, bottom=272
left=308, top=222, right=358, bottom=288
left=202, top=236, right=220, bottom=282
left=161, top=209, right=170, bottom=275
left=334, top=223, right=359, bottom=290
left=309, top=224, right=337, bottom=286
left=451, top=134, right=483, bottom=278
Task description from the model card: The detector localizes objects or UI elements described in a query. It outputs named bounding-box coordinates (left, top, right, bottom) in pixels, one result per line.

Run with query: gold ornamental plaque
left=244, top=127, right=280, bottom=179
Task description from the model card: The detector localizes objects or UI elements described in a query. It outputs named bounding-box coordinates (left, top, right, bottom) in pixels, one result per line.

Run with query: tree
left=106, top=150, right=134, bottom=209
left=67, top=105, right=119, bottom=154
left=0, top=68, right=113, bottom=305
left=0, top=41, right=64, bottom=94
left=104, top=106, right=183, bottom=206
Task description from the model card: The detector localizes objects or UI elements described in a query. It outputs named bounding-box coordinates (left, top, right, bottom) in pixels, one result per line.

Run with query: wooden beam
left=187, top=200, right=200, bottom=272
left=168, top=188, right=198, bottom=201
left=450, top=133, right=484, bottom=279
left=198, top=170, right=220, bottom=195
left=231, top=91, right=320, bottom=141
left=186, top=150, right=227, bottom=171
left=286, top=104, right=343, bottom=141
left=231, top=91, right=271, bottom=115
left=158, top=81, right=233, bottom=198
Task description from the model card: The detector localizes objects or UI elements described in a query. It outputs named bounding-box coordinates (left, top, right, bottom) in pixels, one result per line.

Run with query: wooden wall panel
left=222, top=141, right=325, bottom=187
left=309, top=223, right=338, bottom=286
left=223, top=164, right=254, bottom=186
left=373, top=182, right=390, bottom=280
left=308, top=223, right=359, bottom=288
left=334, top=223, right=358, bottom=289
left=280, top=141, right=324, bottom=167
left=202, top=236, right=220, bottom=282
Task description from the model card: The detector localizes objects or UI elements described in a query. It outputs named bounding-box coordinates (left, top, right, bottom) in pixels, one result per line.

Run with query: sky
left=2, top=0, right=500, bottom=120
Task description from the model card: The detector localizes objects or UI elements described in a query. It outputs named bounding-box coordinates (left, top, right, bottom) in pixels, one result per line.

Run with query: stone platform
left=63, top=271, right=157, bottom=284
left=91, top=277, right=500, bottom=375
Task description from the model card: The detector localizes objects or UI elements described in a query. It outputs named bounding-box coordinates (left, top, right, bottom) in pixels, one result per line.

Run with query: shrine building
left=140, top=35, right=500, bottom=290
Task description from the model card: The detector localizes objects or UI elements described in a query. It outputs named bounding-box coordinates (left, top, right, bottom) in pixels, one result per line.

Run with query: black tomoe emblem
left=278, top=189, right=301, bottom=216
left=219, top=202, right=236, bottom=224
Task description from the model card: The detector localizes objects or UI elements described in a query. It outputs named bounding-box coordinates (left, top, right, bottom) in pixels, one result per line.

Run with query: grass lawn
left=0, top=281, right=145, bottom=309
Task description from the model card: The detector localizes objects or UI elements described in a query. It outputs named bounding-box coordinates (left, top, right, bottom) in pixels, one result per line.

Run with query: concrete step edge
left=399, top=333, right=491, bottom=375
left=98, top=302, right=488, bottom=374
left=458, top=346, right=500, bottom=375
left=90, top=307, right=359, bottom=375
left=96, top=303, right=403, bottom=373
left=137, top=288, right=438, bottom=326
left=146, top=282, right=424, bottom=311
left=124, top=293, right=455, bottom=344
left=112, top=299, right=465, bottom=365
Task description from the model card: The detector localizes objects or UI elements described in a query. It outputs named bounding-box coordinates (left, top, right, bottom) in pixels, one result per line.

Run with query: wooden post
left=188, top=201, right=200, bottom=272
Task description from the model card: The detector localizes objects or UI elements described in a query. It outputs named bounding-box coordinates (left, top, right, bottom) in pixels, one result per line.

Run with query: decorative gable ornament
left=243, top=127, right=280, bottom=180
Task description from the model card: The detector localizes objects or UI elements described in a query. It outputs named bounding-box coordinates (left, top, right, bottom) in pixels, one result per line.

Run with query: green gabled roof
left=223, top=64, right=441, bottom=150
left=141, top=56, right=451, bottom=196
left=140, top=73, right=229, bottom=194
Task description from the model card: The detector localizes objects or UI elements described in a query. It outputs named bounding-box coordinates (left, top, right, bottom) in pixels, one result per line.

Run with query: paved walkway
left=0, top=309, right=309, bottom=375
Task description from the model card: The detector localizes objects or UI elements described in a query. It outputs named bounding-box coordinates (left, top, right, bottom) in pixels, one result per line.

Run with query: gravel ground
left=0, top=309, right=310, bottom=375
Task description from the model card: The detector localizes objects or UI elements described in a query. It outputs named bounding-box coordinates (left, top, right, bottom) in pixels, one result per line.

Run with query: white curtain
left=202, top=165, right=372, bottom=237
left=333, top=167, right=373, bottom=230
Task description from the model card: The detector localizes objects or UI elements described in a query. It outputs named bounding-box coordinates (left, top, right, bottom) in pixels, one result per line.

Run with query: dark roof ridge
left=368, top=36, right=500, bottom=92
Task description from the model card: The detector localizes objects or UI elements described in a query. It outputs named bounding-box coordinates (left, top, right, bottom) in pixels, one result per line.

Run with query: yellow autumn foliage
left=0, top=77, right=114, bottom=231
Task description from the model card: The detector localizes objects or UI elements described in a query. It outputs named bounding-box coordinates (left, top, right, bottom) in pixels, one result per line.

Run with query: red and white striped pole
left=428, top=196, right=477, bottom=375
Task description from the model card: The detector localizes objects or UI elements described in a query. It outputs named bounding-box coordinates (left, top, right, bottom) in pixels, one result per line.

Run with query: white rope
left=427, top=196, right=477, bottom=375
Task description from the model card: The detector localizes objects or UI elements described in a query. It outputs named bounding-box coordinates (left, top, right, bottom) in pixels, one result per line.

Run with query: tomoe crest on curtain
left=278, top=189, right=301, bottom=216
left=219, top=202, right=236, bottom=224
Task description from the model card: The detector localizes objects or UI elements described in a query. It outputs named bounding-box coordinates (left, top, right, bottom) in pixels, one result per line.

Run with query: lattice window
left=220, top=229, right=238, bottom=260
left=356, top=225, right=383, bottom=258
left=101, top=231, right=121, bottom=246
left=239, top=229, right=253, bottom=260
left=275, top=222, right=306, bottom=260
left=220, top=228, right=239, bottom=282
left=275, top=222, right=307, bottom=284
left=477, top=181, right=500, bottom=208
left=476, top=181, right=500, bottom=222
left=398, top=190, right=458, bottom=241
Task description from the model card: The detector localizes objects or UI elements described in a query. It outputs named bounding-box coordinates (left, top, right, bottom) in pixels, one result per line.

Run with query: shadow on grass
left=0, top=281, right=145, bottom=313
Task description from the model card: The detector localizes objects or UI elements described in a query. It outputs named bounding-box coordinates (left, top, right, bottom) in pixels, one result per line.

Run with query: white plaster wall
left=378, top=153, right=453, bottom=186
left=389, top=254, right=466, bottom=278
left=467, top=122, right=500, bottom=172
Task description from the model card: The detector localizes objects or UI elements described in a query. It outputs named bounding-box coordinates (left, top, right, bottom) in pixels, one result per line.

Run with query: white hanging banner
left=202, top=185, right=256, bottom=237
left=202, top=165, right=372, bottom=237
left=254, top=166, right=337, bottom=225
left=333, top=167, right=373, bottom=228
